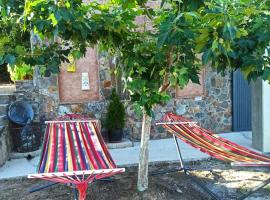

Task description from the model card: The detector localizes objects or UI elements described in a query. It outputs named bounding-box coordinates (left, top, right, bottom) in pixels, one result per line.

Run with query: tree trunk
left=137, top=109, right=152, bottom=192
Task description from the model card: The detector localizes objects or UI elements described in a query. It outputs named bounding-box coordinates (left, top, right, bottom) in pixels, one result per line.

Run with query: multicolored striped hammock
left=28, top=115, right=125, bottom=200
left=157, top=113, right=270, bottom=166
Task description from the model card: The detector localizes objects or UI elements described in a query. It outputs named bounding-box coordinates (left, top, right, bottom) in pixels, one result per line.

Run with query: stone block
left=58, top=105, right=72, bottom=115
left=71, top=104, right=86, bottom=114
left=15, top=80, right=34, bottom=91
left=0, top=115, right=8, bottom=125
left=37, top=75, right=58, bottom=90
left=176, top=105, right=187, bottom=115
left=106, top=139, right=133, bottom=149
left=0, top=94, right=15, bottom=104
left=0, top=104, right=8, bottom=114
left=0, top=85, right=15, bottom=94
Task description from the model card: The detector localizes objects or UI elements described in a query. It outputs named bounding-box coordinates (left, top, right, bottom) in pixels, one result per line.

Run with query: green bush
left=7, top=64, right=33, bottom=81
left=105, top=89, right=125, bottom=130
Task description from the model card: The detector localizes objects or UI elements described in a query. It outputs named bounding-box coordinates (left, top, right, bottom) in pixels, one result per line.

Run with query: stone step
left=0, top=94, right=15, bottom=104
left=10, top=149, right=41, bottom=159
left=0, top=84, right=15, bottom=94
left=0, top=104, right=9, bottom=115
left=106, top=139, right=133, bottom=149
left=0, top=115, right=8, bottom=125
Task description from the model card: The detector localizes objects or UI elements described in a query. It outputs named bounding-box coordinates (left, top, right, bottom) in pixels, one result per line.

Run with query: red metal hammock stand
left=28, top=114, right=125, bottom=200
left=77, top=183, right=88, bottom=200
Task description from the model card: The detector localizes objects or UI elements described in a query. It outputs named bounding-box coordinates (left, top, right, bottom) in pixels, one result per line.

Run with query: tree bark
left=137, top=109, right=152, bottom=192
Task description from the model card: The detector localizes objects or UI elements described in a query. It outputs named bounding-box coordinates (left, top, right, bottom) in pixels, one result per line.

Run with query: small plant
left=105, top=89, right=125, bottom=142
left=8, top=64, right=33, bottom=81
left=105, top=89, right=125, bottom=130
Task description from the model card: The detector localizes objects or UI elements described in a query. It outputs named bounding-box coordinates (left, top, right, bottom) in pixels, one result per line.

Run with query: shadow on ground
left=0, top=159, right=269, bottom=200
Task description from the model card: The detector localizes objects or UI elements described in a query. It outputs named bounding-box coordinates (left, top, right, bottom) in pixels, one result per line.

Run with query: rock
left=220, top=101, right=229, bottom=109
left=58, top=105, right=72, bottom=115
left=176, top=105, right=187, bottom=115
left=71, top=104, right=86, bottom=114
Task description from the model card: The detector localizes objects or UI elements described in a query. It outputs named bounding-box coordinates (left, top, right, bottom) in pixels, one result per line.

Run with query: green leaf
left=0, top=56, right=4, bottom=65
left=223, top=23, right=237, bottom=41
left=189, top=73, right=200, bottom=84
left=241, top=66, right=254, bottom=79
left=195, top=29, right=209, bottom=52
left=48, top=13, right=58, bottom=26
left=72, top=50, right=83, bottom=59
left=178, top=75, right=189, bottom=88
left=211, top=40, right=219, bottom=51
left=157, top=31, right=169, bottom=47
left=15, top=46, right=25, bottom=54
left=202, top=50, right=212, bottom=65
left=35, top=20, right=46, bottom=31
left=263, top=67, right=270, bottom=81
left=65, top=2, right=71, bottom=8
left=58, top=9, right=70, bottom=21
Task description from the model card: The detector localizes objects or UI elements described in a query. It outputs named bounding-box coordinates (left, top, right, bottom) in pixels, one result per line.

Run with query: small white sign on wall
left=194, top=96, right=203, bottom=101
left=81, top=72, right=90, bottom=90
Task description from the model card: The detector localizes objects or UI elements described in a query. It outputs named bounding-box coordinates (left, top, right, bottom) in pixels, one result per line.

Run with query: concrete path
left=0, top=131, right=253, bottom=179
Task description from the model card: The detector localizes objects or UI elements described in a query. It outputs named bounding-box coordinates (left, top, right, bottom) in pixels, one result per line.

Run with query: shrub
left=105, top=89, right=125, bottom=130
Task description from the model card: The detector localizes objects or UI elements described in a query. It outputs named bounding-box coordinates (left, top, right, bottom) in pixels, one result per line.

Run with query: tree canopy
left=1, top=0, right=269, bottom=91
left=0, top=0, right=136, bottom=76
left=111, top=0, right=270, bottom=115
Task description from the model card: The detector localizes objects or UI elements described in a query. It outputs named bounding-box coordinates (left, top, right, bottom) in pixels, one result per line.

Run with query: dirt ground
left=0, top=159, right=270, bottom=200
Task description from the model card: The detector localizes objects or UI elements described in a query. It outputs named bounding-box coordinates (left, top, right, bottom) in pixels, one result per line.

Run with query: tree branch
left=142, top=3, right=153, bottom=20
left=159, top=82, right=170, bottom=93
left=159, top=46, right=174, bottom=93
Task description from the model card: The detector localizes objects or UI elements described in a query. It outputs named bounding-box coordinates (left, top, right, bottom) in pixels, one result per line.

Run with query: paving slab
left=0, top=131, right=254, bottom=179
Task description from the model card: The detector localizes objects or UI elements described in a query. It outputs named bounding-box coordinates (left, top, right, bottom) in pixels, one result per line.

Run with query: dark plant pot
left=108, top=129, right=123, bottom=143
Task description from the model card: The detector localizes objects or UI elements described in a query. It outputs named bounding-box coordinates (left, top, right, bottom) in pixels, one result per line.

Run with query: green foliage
left=112, top=0, right=270, bottom=116
left=105, top=89, right=125, bottom=130
left=0, top=0, right=137, bottom=75
left=195, top=0, right=270, bottom=82
left=7, top=64, right=33, bottom=81
left=115, top=3, right=201, bottom=116
left=1, top=0, right=270, bottom=117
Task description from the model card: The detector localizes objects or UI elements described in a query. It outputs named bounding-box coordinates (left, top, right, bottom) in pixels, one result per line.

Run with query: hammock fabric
left=158, top=113, right=270, bottom=166
left=28, top=116, right=125, bottom=200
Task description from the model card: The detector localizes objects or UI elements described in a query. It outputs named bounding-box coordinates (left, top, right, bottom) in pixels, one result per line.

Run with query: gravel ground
left=0, top=159, right=270, bottom=200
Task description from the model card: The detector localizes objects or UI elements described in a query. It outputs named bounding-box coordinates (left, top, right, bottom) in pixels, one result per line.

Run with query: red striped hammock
left=157, top=113, right=270, bottom=166
left=28, top=116, right=124, bottom=200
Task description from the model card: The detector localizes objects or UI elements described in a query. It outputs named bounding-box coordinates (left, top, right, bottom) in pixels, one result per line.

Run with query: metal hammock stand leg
left=150, top=135, right=270, bottom=200
left=151, top=135, right=220, bottom=200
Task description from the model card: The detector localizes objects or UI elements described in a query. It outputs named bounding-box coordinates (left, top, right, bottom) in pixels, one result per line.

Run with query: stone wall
left=14, top=80, right=40, bottom=121
left=126, top=67, right=232, bottom=140
left=14, top=53, right=232, bottom=141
